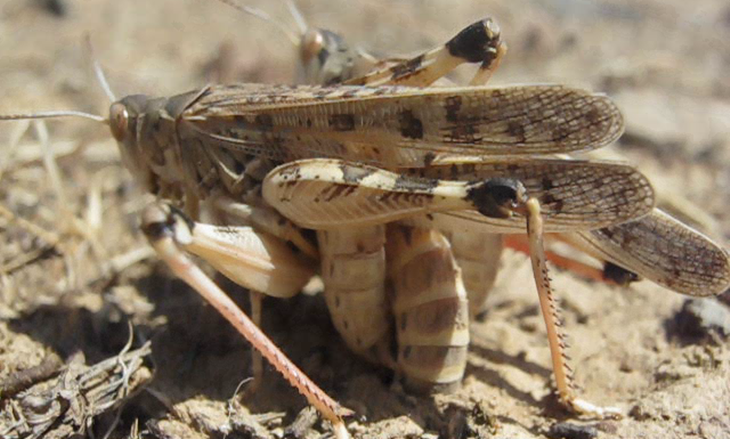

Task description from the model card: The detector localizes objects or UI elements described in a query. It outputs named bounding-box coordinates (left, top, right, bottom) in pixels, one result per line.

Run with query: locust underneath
left=2, top=12, right=729, bottom=439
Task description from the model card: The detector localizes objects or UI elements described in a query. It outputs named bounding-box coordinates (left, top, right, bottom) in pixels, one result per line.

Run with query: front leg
left=140, top=203, right=352, bottom=437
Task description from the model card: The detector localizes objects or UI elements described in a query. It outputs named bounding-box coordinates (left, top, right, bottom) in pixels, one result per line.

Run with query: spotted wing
left=405, top=158, right=654, bottom=232
left=565, top=210, right=730, bottom=296
left=179, top=83, right=623, bottom=168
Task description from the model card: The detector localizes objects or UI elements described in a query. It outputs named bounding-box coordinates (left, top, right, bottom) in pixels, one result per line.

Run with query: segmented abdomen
left=318, top=226, right=391, bottom=361
left=387, top=225, right=470, bottom=392
left=438, top=223, right=503, bottom=318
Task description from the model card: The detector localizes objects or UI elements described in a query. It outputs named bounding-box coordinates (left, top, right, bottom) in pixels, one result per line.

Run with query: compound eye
left=301, top=29, right=325, bottom=64
left=109, top=102, right=129, bottom=142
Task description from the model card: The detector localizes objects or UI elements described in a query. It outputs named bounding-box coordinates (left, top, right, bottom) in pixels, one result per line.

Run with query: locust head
left=107, top=96, right=160, bottom=194
left=0, top=94, right=185, bottom=200
left=106, top=93, right=194, bottom=198
left=0, top=43, right=201, bottom=199
left=213, top=0, right=358, bottom=86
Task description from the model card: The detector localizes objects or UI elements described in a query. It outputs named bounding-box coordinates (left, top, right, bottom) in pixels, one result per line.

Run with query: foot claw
left=568, top=398, right=623, bottom=419
left=332, top=421, right=351, bottom=439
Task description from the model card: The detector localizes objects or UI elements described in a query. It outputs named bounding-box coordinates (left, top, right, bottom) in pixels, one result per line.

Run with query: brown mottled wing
left=179, top=83, right=623, bottom=168
left=568, top=210, right=730, bottom=296
left=411, top=158, right=654, bottom=232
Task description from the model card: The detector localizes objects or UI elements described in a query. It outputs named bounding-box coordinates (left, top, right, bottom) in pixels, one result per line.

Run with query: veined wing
left=263, top=157, right=653, bottom=232
left=179, top=83, right=623, bottom=168
left=407, top=158, right=654, bottom=232
left=565, top=210, right=730, bottom=296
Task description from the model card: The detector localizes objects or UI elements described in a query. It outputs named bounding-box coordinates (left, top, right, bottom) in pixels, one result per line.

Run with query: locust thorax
left=108, top=93, right=193, bottom=200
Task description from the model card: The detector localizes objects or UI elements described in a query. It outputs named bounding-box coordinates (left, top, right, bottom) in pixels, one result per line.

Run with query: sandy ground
left=1, top=0, right=729, bottom=438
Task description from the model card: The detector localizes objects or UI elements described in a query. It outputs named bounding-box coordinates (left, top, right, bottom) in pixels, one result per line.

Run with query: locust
left=253, top=0, right=729, bottom=300
left=2, top=4, right=730, bottom=438
left=237, top=0, right=730, bottom=383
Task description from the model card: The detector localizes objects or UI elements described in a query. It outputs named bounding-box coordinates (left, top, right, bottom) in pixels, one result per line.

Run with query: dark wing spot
left=423, top=152, right=435, bottom=167
left=542, top=193, right=565, bottom=212
left=586, top=106, right=602, bottom=124
left=444, top=95, right=462, bottom=123
left=398, top=110, right=424, bottom=139
left=450, top=164, right=459, bottom=179
left=507, top=120, right=526, bottom=142
left=541, top=177, right=554, bottom=190
left=551, top=124, right=572, bottom=142
left=254, top=114, right=274, bottom=130
left=329, top=113, right=356, bottom=131
left=598, top=227, right=615, bottom=240
left=448, top=124, right=478, bottom=142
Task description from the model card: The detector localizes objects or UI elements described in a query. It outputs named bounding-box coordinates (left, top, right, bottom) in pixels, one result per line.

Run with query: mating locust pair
left=2, top=3, right=729, bottom=437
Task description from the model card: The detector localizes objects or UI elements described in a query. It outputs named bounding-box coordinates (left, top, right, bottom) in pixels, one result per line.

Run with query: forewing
left=180, top=83, right=624, bottom=168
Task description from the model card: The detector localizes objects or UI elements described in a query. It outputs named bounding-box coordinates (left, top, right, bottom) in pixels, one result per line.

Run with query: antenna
left=0, top=111, right=106, bottom=124
left=213, top=0, right=301, bottom=47
left=285, top=0, right=308, bottom=36
left=85, top=34, right=117, bottom=103
left=0, top=35, right=112, bottom=125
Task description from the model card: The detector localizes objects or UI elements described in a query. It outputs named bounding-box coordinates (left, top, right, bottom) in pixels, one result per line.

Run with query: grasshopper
left=250, top=0, right=728, bottom=301
left=2, top=4, right=729, bottom=437
left=239, top=0, right=730, bottom=375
